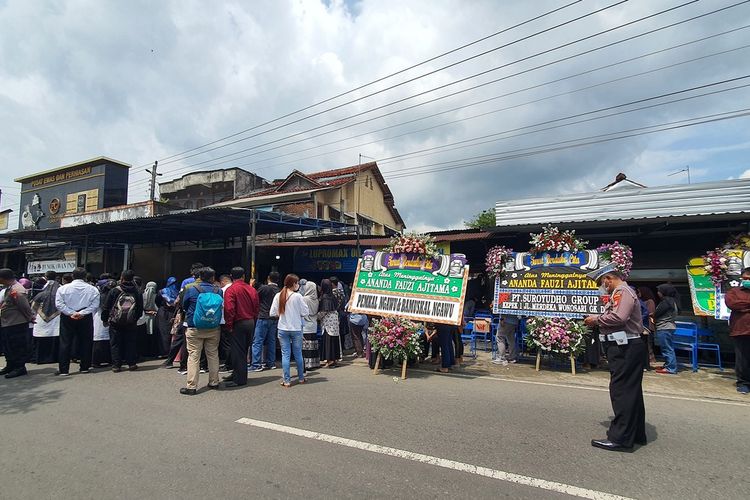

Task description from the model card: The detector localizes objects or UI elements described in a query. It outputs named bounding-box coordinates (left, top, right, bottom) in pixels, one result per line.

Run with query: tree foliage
left=464, top=208, right=495, bottom=229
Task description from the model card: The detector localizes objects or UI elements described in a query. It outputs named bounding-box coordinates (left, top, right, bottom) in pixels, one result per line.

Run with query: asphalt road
left=1, top=360, right=749, bottom=500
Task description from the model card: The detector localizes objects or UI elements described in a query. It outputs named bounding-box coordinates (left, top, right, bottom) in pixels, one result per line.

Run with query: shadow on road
left=0, top=366, right=64, bottom=415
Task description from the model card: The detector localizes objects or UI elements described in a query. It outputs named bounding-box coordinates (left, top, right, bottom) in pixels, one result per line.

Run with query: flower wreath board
left=692, top=234, right=750, bottom=319
left=349, top=233, right=470, bottom=379
left=490, top=227, right=630, bottom=374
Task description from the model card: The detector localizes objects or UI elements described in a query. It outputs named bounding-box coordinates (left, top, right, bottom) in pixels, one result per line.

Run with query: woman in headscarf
left=300, top=279, right=320, bottom=370
left=654, top=283, right=680, bottom=375
left=30, top=274, right=61, bottom=364
left=141, top=281, right=159, bottom=338
left=318, top=279, right=340, bottom=368
left=157, top=277, right=179, bottom=358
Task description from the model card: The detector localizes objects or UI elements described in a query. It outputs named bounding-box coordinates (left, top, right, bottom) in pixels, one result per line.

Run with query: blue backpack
left=193, top=284, right=223, bottom=329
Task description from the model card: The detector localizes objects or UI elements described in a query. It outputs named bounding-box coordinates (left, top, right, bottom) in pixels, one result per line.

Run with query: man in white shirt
left=55, top=267, right=100, bottom=375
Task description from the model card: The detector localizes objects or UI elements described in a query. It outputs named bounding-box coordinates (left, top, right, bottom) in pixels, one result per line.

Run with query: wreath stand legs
left=401, top=357, right=408, bottom=380
left=535, top=352, right=577, bottom=375
left=372, top=353, right=382, bottom=374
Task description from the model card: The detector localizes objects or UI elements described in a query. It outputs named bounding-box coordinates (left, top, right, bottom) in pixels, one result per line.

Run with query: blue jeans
left=278, top=330, right=304, bottom=384
left=656, top=329, right=677, bottom=373
left=251, top=319, right=277, bottom=369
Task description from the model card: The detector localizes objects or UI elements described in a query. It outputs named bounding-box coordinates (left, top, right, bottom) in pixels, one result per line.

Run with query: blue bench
left=672, top=321, right=722, bottom=372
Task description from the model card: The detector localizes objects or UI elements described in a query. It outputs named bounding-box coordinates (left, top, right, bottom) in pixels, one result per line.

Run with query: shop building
left=161, top=161, right=405, bottom=236
left=14, top=157, right=129, bottom=230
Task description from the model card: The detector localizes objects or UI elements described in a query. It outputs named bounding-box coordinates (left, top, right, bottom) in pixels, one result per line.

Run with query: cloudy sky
left=2, top=0, right=750, bottom=231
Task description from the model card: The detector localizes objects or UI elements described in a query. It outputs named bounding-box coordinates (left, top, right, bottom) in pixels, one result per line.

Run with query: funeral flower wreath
left=529, top=225, right=588, bottom=254
left=485, top=245, right=514, bottom=278
left=525, top=317, right=589, bottom=356
left=596, top=241, right=633, bottom=278
left=369, top=317, right=423, bottom=361
left=384, top=232, right=440, bottom=260
left=702, top=232, right=750, bottom=286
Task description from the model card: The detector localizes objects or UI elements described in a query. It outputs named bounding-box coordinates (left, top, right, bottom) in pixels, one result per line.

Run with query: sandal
left=280, top=382, right=291, bottom=388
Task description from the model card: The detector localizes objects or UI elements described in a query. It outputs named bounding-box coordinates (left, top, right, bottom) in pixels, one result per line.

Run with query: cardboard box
left=474, top=318, right=491, bottom=333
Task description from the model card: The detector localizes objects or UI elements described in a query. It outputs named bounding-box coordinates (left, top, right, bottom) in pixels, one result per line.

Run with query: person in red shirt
left=222, top=266, right=260, bottom=387
left=724, top=267, right=750, bottom=395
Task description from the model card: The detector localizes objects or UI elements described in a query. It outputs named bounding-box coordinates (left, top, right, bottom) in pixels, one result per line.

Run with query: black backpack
left=110, top=287, right=139, bottom=327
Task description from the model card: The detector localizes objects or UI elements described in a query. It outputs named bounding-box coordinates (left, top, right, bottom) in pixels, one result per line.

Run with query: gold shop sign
left=29, top=166, right=93, bottom=188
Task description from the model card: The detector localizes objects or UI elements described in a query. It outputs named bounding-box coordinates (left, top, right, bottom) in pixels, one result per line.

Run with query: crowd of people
left=1, top=262, right=748, bottom=401
left=0, top=263, right=367, bottom=395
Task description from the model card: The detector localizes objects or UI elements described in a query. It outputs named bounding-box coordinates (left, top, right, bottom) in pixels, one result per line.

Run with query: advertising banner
left=294, top=246, right=359, bottom=274
left=493, top=250, right=605, bottom=319
left=27, top=259, right=77, bottom=275
left=349, top=250, right=469, bottom=325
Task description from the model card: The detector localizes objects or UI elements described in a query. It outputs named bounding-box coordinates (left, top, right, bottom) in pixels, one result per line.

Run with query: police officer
left=584, top=270, right=648, bottom=452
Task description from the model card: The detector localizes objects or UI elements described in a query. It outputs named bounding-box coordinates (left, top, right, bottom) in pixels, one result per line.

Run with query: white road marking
left=236, top=417, right=633, bottom=500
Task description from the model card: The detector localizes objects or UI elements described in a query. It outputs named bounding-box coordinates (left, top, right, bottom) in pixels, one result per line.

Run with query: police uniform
left=593, top=283, right=648, bottom=449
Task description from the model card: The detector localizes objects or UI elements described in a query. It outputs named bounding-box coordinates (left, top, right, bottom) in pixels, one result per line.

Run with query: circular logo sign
left=49, top=198, right=61, bottom=215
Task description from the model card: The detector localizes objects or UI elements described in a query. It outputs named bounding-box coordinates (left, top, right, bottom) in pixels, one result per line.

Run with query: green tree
left=464, top=208, right=496, bottom=229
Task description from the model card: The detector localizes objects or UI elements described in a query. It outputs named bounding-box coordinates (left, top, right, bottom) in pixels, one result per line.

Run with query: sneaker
left=265, top=365, right=277, bottom=370
left=177, top=369, right=188, bottom=375
left=249, top=366, right=264, bottom=373
left=163, top=363, right=174, bottom=369
left=128, top=365, right=139, bottom=371
left=737, top=385, right=750, bottom=395
left=655, top=368, right=676, bottom=375
left=492, top=359, right=508, bottom=366
left=200, top=368, right=207, bottom=374
left=79, top=369, right=91, bottom=373
left=508, top=360, right=517, bottom=364
left=54, top=370, right=70, bottom=376
left=112, top=367, right=122, bottom=373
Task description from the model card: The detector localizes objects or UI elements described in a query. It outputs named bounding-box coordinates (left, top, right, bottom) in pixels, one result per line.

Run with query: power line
left=181, top=40, right=750, bottom=176
left=131, top=70, right=750, bottom=191
left=136, top=0, right=618, bottom=170
left=144, top=0, right=585, bottom=166
left=132, top=0, right=740, bottom=186
left=147, top=0, right=691, bottom=171
left=383, top=110, right=750, bottom=180
left=375, top=78, right=750, bottom=165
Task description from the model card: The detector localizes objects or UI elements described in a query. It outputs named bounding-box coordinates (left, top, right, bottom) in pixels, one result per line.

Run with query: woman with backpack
left=654, top=283, right=680, bottom=375
left=101, top=270, right=144, bottom=373
left=269, top=274, right=309, bottom=388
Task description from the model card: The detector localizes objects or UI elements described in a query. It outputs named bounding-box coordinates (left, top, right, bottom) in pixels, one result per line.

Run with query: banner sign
left=493, top=251, right=605, bottom=319
left=294, top=246, right=359, bottom=274
left=349, top=250, right=469, bottom=325
left=688, top=251, right=750, bottom=319
left=686, top=258, right=716, bottom=316
left=27, top=259, right=77, bottom=275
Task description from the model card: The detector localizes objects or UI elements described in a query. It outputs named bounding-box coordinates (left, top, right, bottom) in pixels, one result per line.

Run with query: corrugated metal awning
left=495, top=179, right=750, bottom=227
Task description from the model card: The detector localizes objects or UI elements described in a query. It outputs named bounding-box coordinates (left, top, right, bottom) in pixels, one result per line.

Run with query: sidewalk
left=363, top=349, right=749, bottom=404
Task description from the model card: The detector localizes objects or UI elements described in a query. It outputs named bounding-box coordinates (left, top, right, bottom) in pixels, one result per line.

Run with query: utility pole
left=145, top=161, right=162, bottom=201
left=357, top=154, right=376, bottom=256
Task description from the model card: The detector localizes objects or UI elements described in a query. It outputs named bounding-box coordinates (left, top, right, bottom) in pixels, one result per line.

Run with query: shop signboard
left=27, top=259, right=77, bottom=275
left=349, top=249, right=469, bottom=325
left=294, top=246, right=359, bottom=274
left=493, top=250, right=605, bottom=319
